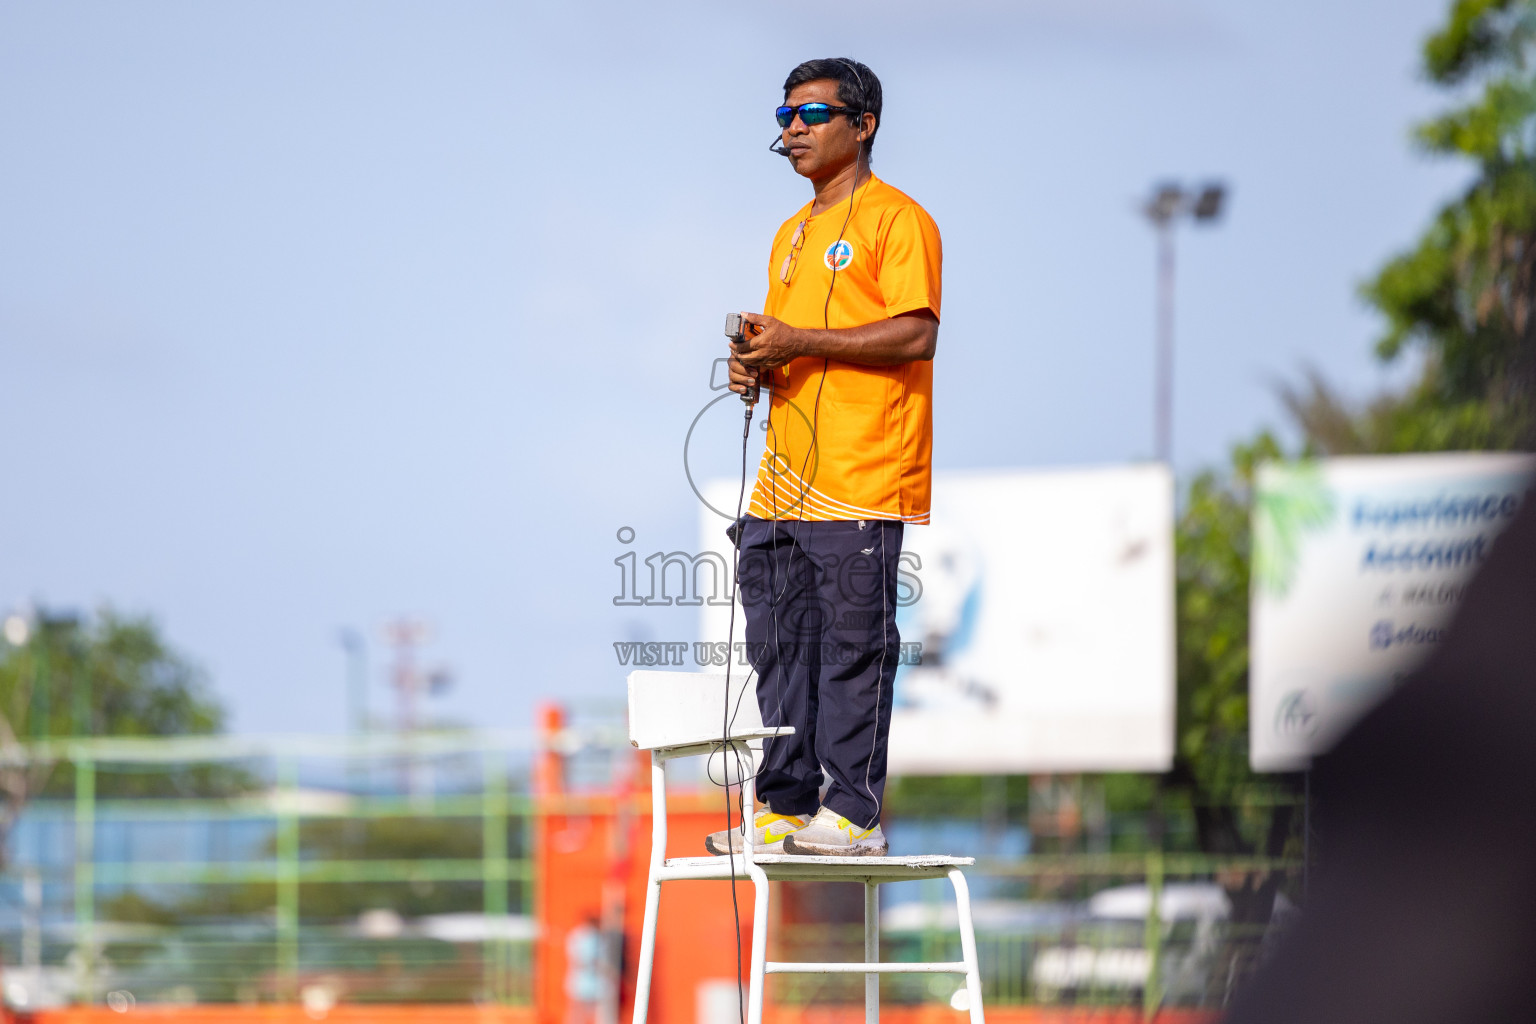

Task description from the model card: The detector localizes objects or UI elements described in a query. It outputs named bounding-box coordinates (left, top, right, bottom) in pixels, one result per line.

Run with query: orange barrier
left=533, top=704, right=767, bottom=1024
left=766, top=1010, right=1217, bottom=1024
left=534, top=786, right=753, bottom=1024
left=20, top=1009, right=535, bottom=1024
left=19, top=1006, right=1214, bottom=1024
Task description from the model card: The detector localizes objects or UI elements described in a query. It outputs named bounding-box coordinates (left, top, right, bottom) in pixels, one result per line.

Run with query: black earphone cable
left=719, top=397, right=754, bottom=1024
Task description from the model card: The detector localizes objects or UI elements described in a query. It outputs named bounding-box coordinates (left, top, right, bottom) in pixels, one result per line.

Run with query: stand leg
left=744, top=753, right=771, bottom=1024
left=631, top=878, right=661, bottom=1024
left=633, top=754, right=668, bottom=1024
left=865, top=881, right=879, bottom=1024
left=949, top=869, right=985, bottom=1024
left=747, top=870, right=770, bottom=1024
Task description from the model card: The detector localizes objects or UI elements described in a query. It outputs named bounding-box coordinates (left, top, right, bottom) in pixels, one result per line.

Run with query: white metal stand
left=625, top=670, right=985, bottom=1024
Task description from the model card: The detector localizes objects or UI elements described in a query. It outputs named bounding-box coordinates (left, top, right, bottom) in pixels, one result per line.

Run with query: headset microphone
left=768, top=134, right=792, bottom=157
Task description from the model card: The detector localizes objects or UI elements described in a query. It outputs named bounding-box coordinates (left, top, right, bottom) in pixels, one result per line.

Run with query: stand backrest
left=626, top=670, right=764, bottom=751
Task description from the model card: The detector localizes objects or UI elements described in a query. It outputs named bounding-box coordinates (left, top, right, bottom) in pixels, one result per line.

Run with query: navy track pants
left=733, top=515, right=902, bottom=830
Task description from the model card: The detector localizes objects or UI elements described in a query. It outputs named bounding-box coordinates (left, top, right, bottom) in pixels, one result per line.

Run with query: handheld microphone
left=724, top=312, right=762, bottom=405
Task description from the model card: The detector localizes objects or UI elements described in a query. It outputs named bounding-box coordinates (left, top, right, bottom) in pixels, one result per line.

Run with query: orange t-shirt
left=747, top=174, right=942, bottom=525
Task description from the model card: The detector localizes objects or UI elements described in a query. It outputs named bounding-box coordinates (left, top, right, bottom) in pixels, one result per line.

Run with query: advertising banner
left=700, top=464, right=1175, bottom=774
left=1249, top=453, right=1536, bottom=771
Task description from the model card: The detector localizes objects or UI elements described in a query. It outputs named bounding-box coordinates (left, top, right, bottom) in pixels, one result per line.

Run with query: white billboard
left=1249, top=453, right=1536, bottom=772
left=700, top=464, right=1175, bottom=774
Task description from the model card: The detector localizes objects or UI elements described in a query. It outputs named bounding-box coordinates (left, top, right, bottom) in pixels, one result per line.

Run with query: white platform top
left=662, top=854, right=974, bottom=883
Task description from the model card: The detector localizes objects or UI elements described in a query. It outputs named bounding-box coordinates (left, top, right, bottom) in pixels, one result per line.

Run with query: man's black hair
left=783, top=58, right=882, bottom=159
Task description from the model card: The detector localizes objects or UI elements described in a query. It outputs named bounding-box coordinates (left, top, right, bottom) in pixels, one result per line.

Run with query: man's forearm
left=786, top=310, right=937, bottom=366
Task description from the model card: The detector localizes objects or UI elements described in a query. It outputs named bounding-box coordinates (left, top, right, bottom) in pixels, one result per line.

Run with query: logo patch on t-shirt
left=824, top=239, right=854, bottom=271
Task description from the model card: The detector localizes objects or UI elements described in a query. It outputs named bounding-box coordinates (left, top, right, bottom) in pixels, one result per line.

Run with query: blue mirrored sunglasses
left=775, top=103, right=858, bottom=128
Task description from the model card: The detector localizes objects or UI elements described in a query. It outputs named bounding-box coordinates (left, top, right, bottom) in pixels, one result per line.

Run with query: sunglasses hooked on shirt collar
left=776, top=103, right=859, bottom=128
left=779, top=220, right=806, bottom=284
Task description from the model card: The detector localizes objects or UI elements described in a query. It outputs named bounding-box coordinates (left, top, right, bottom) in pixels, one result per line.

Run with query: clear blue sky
left=0, top=0, right=1469, bottom=734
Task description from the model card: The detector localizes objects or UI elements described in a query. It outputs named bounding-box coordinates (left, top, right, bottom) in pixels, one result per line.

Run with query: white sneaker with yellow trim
left=705, top=810, right=811, bottom=856
left=781, top=807, right=888, bottom=857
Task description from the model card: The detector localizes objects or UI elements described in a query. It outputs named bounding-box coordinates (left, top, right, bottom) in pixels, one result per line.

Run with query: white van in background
left=1030, top=883, right=1232, bottom=1004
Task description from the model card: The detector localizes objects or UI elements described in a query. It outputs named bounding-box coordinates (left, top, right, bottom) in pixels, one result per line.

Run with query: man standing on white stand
left=627, top=60, right=977, bottom=1024
left=711, top=57, right=942, bottom=858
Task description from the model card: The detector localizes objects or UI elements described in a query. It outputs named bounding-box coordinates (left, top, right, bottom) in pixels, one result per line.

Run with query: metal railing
left=0, top=734, right=1300, bottom=1015
left=0, top=733, right=545, bottom=1010
left=771, top=852, right=1301, bottom=1013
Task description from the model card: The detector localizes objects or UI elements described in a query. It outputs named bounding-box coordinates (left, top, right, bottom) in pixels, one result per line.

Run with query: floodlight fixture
left=1192, top=184, right=1226, bottom=222
left=1144, top=183, right=1187, bottom=226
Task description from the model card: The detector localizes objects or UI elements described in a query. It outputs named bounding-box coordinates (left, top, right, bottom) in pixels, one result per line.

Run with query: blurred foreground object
left=1224, top=499, right=1536, bottom=1021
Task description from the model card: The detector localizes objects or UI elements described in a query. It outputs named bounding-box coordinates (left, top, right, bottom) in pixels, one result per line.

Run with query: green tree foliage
left=1170, top=435, right=1280, bottom=837
left=1363, top=0, right=1536, bottom=443
left=1279, top=365, right=1519, bottom=453
left=1166, top=433, right=1299, bottom=933
left=0, top=609, right=224, bottom=742
left=0, top=608, right=236, bottom=868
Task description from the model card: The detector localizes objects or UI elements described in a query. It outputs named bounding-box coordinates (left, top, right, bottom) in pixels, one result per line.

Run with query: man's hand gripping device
left=724, top=312, right=763, bottom=406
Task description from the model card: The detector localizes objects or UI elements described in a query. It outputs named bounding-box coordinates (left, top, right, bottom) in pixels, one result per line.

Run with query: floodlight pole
left=1142, top=182, right=1226, bottom=465
left=338, top=628, right=368, bottom=733
left=1154, top=222, right=1176, bottom=465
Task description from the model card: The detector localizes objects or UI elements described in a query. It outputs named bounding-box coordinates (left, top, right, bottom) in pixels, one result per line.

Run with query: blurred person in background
left=710, top=57, right=942, bottom=858
left=1224, top=502, right=1536, bottom=1022
left=564, top=914, right=602, bottom=1024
